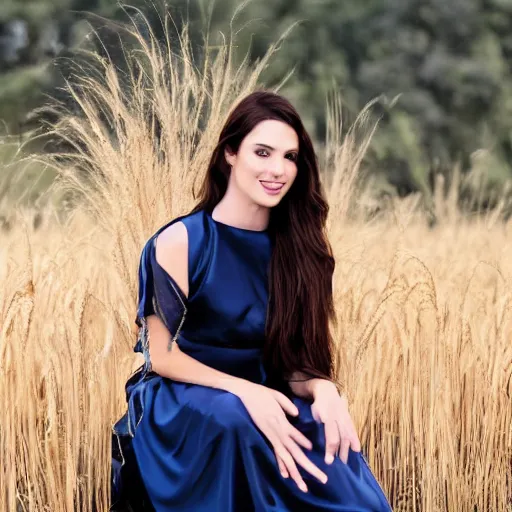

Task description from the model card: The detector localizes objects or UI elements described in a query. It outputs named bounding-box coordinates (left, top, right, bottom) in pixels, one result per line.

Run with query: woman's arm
left=148, top=311, right=250, bottom=392
left=148, top=313, right=247, bottom=391
left=147, top=221, right=246, bottom=393
left=288, top=371, right=324, bottom=399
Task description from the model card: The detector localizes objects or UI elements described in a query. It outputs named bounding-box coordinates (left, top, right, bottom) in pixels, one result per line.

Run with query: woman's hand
left=310, top=380, right=361, bottom=465
left=234, top=381, right=328, bottom=493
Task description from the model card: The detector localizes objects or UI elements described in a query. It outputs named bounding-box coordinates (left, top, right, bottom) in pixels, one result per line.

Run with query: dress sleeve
left=133, top=235, right=188, bottom=370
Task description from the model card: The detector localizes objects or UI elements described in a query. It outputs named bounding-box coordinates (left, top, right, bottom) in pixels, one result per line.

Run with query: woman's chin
left=255, top=197, right=282, bottom=209
left=253, top=191, right=286, bottom=208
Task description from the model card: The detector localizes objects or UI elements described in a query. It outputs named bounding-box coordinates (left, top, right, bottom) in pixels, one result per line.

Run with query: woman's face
left=224, top=119, right=299, bottom=208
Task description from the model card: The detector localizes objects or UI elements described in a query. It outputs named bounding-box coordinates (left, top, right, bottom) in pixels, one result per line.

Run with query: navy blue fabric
left=111, top=209, right=392, bottom=511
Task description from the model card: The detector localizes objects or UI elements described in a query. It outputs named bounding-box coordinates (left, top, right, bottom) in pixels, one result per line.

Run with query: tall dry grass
left=1, top=9, right=511, bottom=512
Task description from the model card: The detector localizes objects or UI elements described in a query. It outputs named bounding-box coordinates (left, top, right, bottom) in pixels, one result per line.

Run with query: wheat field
left=0, top=13, right=511, bottom=512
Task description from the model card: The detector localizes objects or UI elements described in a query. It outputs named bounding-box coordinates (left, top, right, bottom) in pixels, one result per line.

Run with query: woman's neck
left=212, top=189, right=270, bottom=232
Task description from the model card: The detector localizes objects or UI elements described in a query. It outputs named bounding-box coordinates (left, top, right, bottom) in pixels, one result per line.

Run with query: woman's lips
left=260, top=181, right=284, bottom=195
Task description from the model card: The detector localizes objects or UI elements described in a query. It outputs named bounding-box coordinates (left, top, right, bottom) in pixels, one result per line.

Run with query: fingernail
left=299, top=483, right=308, bottom=493
left=281, top=472, right=288, bottom=479
left=321, top=475, right=328, bottom=484
left=325, top=454, right=334, bottom=464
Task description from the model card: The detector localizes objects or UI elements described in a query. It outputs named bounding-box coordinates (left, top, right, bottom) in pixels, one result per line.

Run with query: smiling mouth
left=259, top=181, right=285, bottom=191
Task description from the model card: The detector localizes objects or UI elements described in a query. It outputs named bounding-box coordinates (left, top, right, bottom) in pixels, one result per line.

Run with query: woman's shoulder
left=136, top=210, right=204, bottom=268
left=148, top=209, right=206, bottom=244
left=156, top=220, right=188, bottom=252
left=153, top=222, right=190, bottom=298
left=156, top=209, right=209, bottom=244
left=149, top=209, right=213, bottom=299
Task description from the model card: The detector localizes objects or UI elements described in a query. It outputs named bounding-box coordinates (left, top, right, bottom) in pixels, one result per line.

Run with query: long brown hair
left=191, top=90, right=336, bottom=386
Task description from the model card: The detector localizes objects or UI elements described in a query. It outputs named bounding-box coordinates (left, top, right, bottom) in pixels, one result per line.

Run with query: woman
left=111, top=91, right=392, bottom=511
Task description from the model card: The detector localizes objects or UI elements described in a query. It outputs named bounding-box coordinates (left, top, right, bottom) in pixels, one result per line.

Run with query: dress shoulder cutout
left=149, top=210, right=212, bottom=302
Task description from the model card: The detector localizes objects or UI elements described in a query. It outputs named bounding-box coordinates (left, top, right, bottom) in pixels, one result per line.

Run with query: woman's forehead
left=244, top=120, right=298, bottom=149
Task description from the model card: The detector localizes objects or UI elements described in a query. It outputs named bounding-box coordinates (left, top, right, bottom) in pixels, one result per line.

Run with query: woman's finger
left=271, top=390, right=299, bottom=417
left=283, top=436, right=328, bottom=485
left=338, top=436, right=351, bottom=464
left=287, top=424, right=313, bottom=451
left=337, top=414, right=361, bottom=454
left=347, top=419, right=362, bottom=452
left=323, top=418, right=340, bottom=464
left=275, top=452, right=289, bottom=478
left=275, top=446, right=308, bottom=493
left=335, top=416, right=351, bottom=464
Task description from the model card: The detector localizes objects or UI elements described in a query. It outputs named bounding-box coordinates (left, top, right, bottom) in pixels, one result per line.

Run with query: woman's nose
left=269, top=157, right=285, bottom=177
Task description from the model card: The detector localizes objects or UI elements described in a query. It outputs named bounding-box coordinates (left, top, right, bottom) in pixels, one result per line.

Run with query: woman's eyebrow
left=254, top=143, right=299, bottom=152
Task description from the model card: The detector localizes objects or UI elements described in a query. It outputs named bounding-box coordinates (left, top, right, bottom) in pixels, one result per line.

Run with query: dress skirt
left=112, top=361, right=391, bottom=511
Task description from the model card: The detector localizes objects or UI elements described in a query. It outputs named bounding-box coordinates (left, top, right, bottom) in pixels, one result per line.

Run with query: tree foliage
left=2, top=0, right=512, bottom=200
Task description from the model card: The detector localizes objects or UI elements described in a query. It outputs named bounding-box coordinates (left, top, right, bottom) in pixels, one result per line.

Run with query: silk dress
left=111, top=209, right=392, bottom=511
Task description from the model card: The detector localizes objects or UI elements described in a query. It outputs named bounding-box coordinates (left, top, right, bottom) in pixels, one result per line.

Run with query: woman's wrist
left=288, top=376, right=324, bottom=399
left=221, top=376, right=256, bottom=397
left=308, top=378, right=336, bottom=399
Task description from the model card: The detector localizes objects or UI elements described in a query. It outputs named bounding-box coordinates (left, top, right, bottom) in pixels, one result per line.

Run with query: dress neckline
left=207, top=211, right=268, bottom=234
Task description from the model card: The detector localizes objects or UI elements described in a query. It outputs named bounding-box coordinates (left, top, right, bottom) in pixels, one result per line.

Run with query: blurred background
left=2, top=0, right=512, bottom=217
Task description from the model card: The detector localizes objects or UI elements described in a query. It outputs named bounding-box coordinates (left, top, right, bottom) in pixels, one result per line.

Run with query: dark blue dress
left=111, top=209, right=392, bottom=511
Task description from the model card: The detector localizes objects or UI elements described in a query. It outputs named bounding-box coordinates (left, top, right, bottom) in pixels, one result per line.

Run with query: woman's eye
left=256, top=149, right=269, bottom=157
left=286, top=153, right=298, bottom=162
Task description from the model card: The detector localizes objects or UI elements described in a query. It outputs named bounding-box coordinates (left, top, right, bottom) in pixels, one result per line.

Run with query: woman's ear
left=224, top=146, right=236, bottom=167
